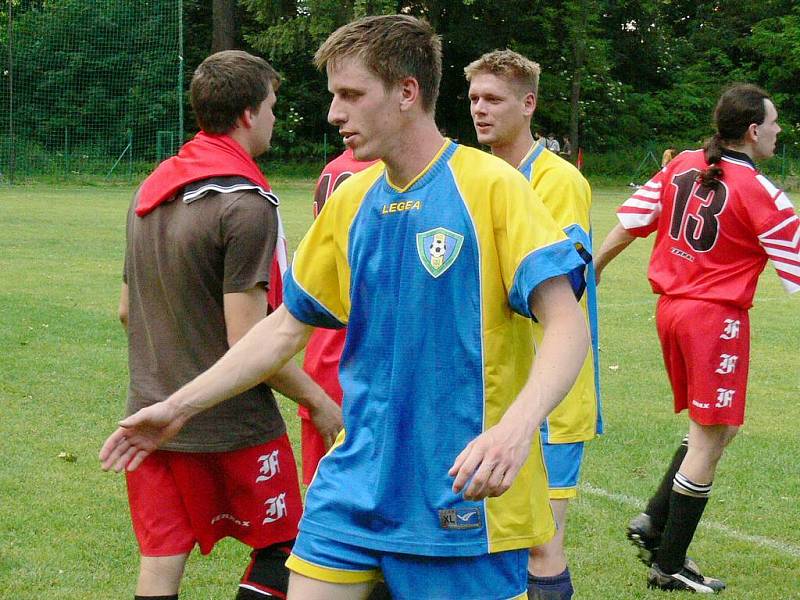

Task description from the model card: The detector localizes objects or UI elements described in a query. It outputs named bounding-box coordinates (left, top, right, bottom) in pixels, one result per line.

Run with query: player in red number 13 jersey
left=595, top=84, right=799, bottom=593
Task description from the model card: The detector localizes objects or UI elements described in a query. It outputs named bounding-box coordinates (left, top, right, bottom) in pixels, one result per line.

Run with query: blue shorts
left=286, top=529, right=527, bottom=600
left=542, top=441, right=585, bottom=499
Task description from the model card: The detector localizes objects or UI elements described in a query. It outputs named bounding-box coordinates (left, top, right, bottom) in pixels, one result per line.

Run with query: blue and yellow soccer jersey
left=518, top=142, right=603, bottom=443
left=283, top=140, right=584, bottom=556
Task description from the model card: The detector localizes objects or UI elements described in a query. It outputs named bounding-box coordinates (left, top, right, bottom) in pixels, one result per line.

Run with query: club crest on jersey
left=416, top=227, right=464, bottom=278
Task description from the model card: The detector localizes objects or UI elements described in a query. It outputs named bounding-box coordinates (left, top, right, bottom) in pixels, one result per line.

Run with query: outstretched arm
left=449, top=275, right=589, bottom=500
left=99, top=304, right=313, bottom=472
left=593, top=223, right=636, bottom=284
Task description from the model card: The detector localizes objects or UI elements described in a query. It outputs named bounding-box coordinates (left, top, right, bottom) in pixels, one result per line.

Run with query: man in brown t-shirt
left=115, top=51, right=341, bottom=600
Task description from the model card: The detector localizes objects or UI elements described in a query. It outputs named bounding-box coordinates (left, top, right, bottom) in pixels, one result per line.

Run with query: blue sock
left=527, top=567, right=574, bottom=600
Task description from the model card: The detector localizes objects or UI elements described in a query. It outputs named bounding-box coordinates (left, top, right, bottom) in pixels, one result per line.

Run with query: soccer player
left=111, top=50, right=342, bottom=600
left=465, top=49, right=600, bottom=600
left=300, top=147, right=377, bottom=485
left=100, top=15, right=590, bottom=600
left=595, top=83, right=799, bottom=593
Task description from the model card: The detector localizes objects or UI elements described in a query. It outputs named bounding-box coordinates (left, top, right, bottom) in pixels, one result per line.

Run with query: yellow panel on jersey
left=519, top=143, right=602, bottom=443
left=446, top=148, right=572, bottom=552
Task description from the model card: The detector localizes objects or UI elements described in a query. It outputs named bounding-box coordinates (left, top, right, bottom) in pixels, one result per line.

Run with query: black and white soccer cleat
left=648, top=563, right=724, bottom=593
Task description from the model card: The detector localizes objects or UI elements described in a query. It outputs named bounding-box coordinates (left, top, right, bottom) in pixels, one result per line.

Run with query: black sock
left=527, top=567, right=574, bottom=600
left=645, top=436, right=688, bottom=533
left=237, top=541, right=294, bottom=599
left=656, top=489, right=709, bottom=574
left=134, top=596, right=178, bottom=600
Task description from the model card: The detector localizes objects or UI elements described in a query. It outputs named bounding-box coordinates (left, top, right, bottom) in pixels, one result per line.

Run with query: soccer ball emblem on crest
left=416, top=227, right=465, bottom=278
left=429, top=233, right=447, bottom=269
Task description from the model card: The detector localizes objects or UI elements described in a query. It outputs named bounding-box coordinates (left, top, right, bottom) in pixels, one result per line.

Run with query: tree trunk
left=569, top=8, right=587, bottom=163
left=212, top=0, right=237, bottom=52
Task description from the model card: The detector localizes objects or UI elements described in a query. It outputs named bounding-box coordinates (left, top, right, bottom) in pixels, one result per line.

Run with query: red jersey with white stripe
left=617, top=149, right=799, bottom=308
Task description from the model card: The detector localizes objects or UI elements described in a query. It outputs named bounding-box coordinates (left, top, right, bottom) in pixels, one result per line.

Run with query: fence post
left=64, top=127, right=69, bottom=175
left=128, top=129, right=133, bottom=179
left=7, top=0, right=14, bottom=185
left=781, top=143, right=786, bottom=188
left=178, top=0, right=184, bottom=145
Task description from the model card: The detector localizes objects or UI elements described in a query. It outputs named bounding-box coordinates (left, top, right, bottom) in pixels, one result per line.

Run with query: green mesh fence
left=1, top=0, right=182, bottom=182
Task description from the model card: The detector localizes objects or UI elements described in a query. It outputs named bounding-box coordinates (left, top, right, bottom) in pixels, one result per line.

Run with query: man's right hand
left=99, top=402, right=188, bottom=472
left=309, top=396, right=343, bottom=450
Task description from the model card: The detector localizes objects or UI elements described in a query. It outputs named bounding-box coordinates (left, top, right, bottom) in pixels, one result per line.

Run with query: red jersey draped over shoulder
left=617, top=149, right=800, bottom=308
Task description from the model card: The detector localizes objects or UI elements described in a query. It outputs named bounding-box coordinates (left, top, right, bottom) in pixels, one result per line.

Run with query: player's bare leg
left=528, top=498, right=572, bottom=598
left=135, top=553, right=189, bottom=597
left=287, top=573, right=375, bottom=600
left=529, top=498, right=568, bottom=575
left=681, top=421, right=738, bottom=483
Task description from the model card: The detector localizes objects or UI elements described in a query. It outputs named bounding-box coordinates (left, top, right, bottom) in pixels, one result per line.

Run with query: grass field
left=1, top=180, right=798, bottom=599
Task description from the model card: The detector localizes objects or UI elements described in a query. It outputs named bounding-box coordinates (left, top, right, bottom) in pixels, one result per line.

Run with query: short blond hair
left=464, top=49, right=541, bottom=97
left=314, top=15, right=442, bottom=113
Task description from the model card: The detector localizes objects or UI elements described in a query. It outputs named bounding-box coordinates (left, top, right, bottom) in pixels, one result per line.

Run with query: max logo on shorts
left=416, top=227, right=464, bottom=278
left=439, top=507, right=483, bottom=530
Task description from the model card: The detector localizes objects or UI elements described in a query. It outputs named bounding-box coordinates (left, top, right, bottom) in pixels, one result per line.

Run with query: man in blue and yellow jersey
left=100, top=16, right=589, bottom=600
left=466, top=50, right=602, bottom=600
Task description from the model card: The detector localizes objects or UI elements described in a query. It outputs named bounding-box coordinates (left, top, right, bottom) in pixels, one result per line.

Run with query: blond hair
left=464, top=49, right=541, bottom=98
left=314, top=15, right=442, bottom=113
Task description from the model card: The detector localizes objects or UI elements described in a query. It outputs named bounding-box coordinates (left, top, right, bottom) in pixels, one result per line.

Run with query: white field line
left=581, top=482, right=800, bottom=559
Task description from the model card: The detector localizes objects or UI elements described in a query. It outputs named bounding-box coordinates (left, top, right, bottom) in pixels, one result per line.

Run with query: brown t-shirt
left=123, top=186, right=285, bottom=452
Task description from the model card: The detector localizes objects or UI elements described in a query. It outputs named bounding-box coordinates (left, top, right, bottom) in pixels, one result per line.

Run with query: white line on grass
left=581, top=482, right=800, bottom=559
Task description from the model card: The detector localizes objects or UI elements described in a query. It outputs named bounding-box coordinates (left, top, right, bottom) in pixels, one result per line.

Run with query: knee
left=720, top=425, right=739, bottom=447
left=137, top=554, right=188, bottom=595
left=706, top=426, right=740, bottom=461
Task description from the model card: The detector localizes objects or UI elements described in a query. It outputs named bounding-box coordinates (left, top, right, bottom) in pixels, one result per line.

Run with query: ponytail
left=699, top=133, right=724, bottom=188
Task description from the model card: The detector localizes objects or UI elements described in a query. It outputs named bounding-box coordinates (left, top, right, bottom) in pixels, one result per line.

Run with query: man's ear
left=746, top=122, right=759, bottom=144
left=398, top=76, right=421, bottom=112
left=523, top=92, right=536, bottom=117
left=238, top=107, right=254, bottom=130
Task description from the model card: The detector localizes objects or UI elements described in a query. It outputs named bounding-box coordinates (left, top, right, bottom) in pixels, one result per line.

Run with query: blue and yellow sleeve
left=491, top=169, right=585, bottom=319
left=283, top=164, right=383, bottom=328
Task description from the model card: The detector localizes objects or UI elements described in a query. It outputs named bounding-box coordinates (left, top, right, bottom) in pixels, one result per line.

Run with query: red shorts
left=126, top=435, right=302, bottom=556
left=656, top=296, right=750, bottom=426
